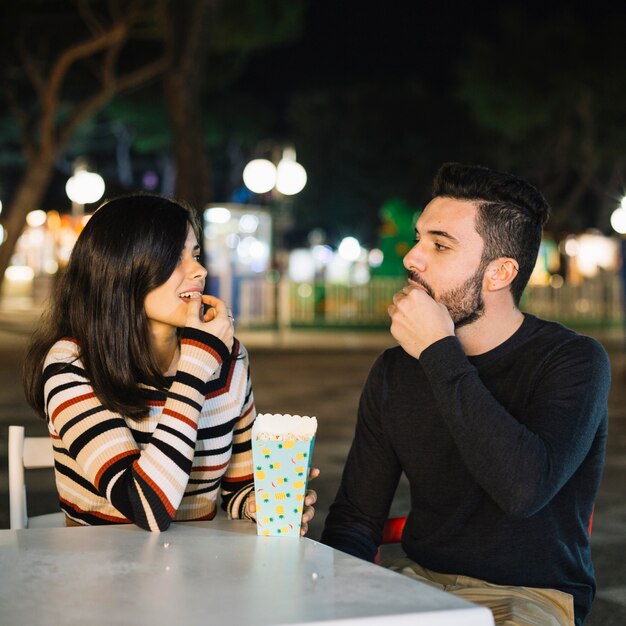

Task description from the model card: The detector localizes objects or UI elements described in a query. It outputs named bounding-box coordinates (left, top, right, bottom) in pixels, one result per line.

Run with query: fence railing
left=235, top=272, right=624, bottom=329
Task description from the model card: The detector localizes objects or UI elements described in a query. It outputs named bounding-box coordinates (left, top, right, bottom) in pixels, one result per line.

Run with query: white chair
left=8, top=425, right=65, bottom=529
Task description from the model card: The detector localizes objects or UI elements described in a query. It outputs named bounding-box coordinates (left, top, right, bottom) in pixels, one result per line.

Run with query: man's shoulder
left=522, top=315, right=610, bottom=367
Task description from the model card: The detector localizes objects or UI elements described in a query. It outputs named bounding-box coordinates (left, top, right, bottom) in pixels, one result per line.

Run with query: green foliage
left=455, top=5, right=626, bottom=232
left=211, top=0, right=306, bottom=53
left=372, top=198, right=419, bottom=277
left=104, top=97, right=171, bottom=153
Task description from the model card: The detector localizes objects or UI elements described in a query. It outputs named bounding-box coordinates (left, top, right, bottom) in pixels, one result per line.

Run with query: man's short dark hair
left=433, top=162, right=550, bottom=305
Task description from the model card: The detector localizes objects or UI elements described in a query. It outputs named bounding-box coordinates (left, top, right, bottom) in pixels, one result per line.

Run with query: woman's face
left=144, top=226, right=207, bottom=336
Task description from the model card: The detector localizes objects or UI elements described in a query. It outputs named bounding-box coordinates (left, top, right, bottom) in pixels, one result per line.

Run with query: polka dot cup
left=252, top=414, right=317, bottom=537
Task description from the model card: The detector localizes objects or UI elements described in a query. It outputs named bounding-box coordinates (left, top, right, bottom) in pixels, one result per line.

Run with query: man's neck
left=455, top=305, right=525, bottom=357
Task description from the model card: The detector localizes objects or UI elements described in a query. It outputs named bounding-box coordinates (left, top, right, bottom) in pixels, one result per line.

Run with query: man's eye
left=434, top=243, right=448, bottom=251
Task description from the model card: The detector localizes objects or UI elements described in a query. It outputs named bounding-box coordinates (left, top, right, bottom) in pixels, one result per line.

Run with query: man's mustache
left=407, top=271, right=435, bottom=299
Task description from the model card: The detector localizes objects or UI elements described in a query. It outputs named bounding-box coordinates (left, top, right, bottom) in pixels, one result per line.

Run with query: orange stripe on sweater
left=206, top=358, right=236, bottom=399
left=59, top=496, right=130, bottom=523
left=51, top=392, right=96, bottom=424
left=133, top=461, right=176, bottom=517
left=191, top=461, right=229, bottom=472
left=94, top=449, right=141, bottom=489
left=222, top=473, right=253, bottom=483
left=181, top=338, right=222, bottom=361
left=162, top=408, right=197, bottom=429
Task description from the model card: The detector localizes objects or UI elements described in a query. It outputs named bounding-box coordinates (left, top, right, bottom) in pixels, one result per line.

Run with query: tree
left=0, top=0, right=167, bottom=288
left=162, top=0, right=307, bottom=214
left=456, top=5, right=626, bottom=233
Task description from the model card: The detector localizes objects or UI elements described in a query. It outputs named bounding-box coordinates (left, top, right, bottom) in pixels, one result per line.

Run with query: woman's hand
left=299, top=467, right=320, bottom=537
left=247, top=467, right=320, bottom=537
left=185, top=294, right=234, bottom=352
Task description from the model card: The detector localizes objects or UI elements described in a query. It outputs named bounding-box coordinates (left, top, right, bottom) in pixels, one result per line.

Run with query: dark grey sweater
left=321, top=314, right=610, bottom=625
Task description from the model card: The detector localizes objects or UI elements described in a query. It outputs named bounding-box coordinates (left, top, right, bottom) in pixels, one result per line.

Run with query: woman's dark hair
left=433, top=162, right=550, bottom=305
left=23, top=193, right=200, bottom=419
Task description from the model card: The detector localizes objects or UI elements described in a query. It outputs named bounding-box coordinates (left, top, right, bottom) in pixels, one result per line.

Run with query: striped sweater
left=42, top=327, right=255, bottom=531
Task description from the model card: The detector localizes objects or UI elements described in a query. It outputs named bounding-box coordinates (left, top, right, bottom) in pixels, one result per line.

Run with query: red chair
left=375, top=516, right=407, bottom=564
left=375, top=509, right=593, bottom=565
left=382, top=516, right=407, bottom=544
left=588, top=505, right=595, bottom=536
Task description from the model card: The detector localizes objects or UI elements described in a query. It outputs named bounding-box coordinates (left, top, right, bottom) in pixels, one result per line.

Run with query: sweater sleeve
left=418, top=334, right=610, bottom=518
left=321, top=352, right=402, bottom=561
left=43, top=328, right=230, bottom=531
left=220, top=344, right=256, bottom=519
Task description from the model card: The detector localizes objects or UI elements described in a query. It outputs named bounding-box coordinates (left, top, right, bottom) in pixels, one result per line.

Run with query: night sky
left=1, top=0, right=624, bottom=246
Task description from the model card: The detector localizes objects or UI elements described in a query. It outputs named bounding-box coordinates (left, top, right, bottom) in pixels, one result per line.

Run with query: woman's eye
left=194, top=254, right=202, bottom=262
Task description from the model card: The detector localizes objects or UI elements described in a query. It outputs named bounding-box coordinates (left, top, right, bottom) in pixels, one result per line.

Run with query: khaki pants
left=389, top=557, right=575, bottom=626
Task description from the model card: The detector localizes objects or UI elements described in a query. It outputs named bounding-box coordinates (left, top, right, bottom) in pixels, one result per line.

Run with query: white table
left=0, top=519, right=494, bottom=625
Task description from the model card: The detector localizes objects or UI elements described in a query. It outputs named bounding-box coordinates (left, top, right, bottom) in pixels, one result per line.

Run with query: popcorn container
left=252, top=413, right=317, bottom=537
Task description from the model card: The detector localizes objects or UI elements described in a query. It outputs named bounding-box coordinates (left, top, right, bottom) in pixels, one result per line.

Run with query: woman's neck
left=150, top=329, right=180, bottom=375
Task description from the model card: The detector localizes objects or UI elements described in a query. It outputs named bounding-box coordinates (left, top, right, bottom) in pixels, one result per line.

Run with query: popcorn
left=252, top=413, right=317, bottom=537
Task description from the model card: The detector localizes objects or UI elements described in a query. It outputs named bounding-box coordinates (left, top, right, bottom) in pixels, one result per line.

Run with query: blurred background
left=0, top=2, right=625, bottom=623
left=0, top=0, right=625, bottom=333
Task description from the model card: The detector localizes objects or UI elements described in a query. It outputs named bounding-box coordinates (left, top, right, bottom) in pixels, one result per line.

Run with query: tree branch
left=56, top=55, right=167, bottom=150
left=76, top=0, right=106, bottom=35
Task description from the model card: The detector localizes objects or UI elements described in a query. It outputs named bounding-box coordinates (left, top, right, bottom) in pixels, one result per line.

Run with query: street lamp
left=275, top=147, right=307, bottom=196
left=242, top=144, right=307, bottom=329
left=242, top=146, right=307, bottom=198
left=610, top=197, right=626, bottom=235
left=65, top=161, right=105, bottom=218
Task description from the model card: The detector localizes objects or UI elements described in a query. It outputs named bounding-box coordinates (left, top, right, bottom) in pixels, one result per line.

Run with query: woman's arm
left=44, top=328, right=230, bottom=531
left=220, top=347, right=256, bottom=519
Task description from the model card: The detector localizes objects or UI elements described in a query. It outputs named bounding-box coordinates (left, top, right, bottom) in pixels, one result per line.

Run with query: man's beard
left=407, top=264, right=486, bottom=329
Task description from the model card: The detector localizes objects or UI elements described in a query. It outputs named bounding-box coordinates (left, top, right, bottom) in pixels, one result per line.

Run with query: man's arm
left=321, top=353, right=402, bottom=561
left=419, top=334, right=610, bottom=517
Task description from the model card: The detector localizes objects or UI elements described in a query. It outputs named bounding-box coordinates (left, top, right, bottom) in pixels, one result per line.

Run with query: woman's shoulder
left=44, top=337, right=81, bottom=367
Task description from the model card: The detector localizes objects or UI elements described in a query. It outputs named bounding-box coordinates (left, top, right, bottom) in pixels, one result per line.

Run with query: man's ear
left=485, top=258, right=519, bottom=292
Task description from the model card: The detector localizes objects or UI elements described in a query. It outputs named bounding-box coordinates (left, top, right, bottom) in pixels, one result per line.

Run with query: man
left=321, top=163, right=610, bottom=626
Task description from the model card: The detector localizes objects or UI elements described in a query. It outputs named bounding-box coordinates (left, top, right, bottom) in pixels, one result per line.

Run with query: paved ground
left=0, top=305, right=624, bottom=624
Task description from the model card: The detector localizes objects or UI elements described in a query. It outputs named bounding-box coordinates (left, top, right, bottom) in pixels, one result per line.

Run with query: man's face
left=403, top=197, right=487, bottom=328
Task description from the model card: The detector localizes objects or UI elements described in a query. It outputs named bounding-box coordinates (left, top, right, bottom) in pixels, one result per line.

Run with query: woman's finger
left=201, top=294, right=227, bottom=318
left=308, top=467, right=320, bottom=481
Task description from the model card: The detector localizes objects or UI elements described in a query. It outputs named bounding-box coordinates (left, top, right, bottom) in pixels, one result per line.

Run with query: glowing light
left=0, top=199, right=3, bottom=214
left=338, top=237, right=361, bottom=262
left=26, top=209, right=47, bottom=228
left=5, top=265, right=35, bottom=282
left=297, top=283, right=313, bottom=298
left=44, top=259, right=59, bottom=274
left=576, top=233, right=618, bottom=277
left=288, top=249, right=315, bottom=282
left=65, top=169, right=105, bottom=205
left=242, top=159, right=277, bottom=194
left=275, top=159, right=307, bottom=195
left=549, top=274, right=564, bottom=289
left=368, top=248, right=384, bottom=267
left=312, top=245, right=334, bottom=265
left=239, top=213, right=259, bottom=233
left=225, top=233, right=240, bottom=249
left=610, top=207, right=626, bottom=235
left=206, top=207, right=231, bottom=224
left=563, top=237, right=579, bottom=257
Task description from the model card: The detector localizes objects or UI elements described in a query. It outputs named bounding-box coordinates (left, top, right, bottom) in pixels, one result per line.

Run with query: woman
left=23, top=193, right=316, bottom=532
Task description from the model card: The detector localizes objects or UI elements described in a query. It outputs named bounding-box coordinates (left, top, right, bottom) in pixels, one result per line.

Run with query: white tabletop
left=0, top=519, right=494, bottom=626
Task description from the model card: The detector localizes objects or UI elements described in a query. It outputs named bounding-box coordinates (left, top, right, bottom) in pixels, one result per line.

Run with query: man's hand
left=388, top=285, right=454, bottom=359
